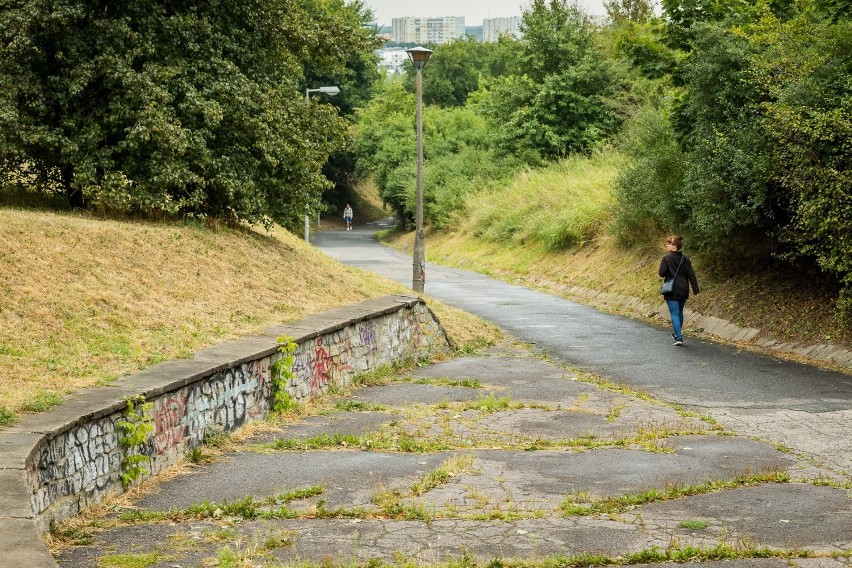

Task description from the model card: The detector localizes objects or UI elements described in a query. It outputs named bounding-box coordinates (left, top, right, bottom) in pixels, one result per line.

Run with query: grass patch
left=0, top=209, right=501, bottom=422
left=461, top=393, right=515, bottom=413
left=679, top=519, right=709, bottom=530
left=334, top=400, right=386, bottom=411
left=19, top=389, right=63, bottom=413
left=412, top=377, right=482, bottom=389
left=264, top=431, right=450, bottom=453
left=411, top=453, right=476, bottom=496
left=98, top=553, right=166, bottom=568
left=0, top=406, right=14, bottom=427
left=562, top=469, right=789, bottom=516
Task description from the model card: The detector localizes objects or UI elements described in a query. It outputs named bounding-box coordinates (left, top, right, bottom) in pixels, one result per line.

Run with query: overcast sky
left=366, top=0, right=607, bottom=27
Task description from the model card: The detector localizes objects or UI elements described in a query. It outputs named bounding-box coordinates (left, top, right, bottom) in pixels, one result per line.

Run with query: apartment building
left=391, top=16, right=466, bottom=44
left=483, top=16, right=522, bottom=42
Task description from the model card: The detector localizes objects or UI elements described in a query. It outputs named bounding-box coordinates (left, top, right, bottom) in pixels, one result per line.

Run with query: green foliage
left=679, top=519, right=709, bottom=529
left=466, top=150, right=621, bottom=250
left=604, top=0, right=656, bottom=24
left=612, top=21, right=680, bottom=79
left=751, top=13, right=852, bottom=316
left=19, top=390, right=63, bottom=413
left=562, top=469, right=788, bottom=515
left=0, top=0, right=380, bottom=228
left=271, top=335, right=299, bottom=414
left=402, top=36, right=520, bottom=107
left=672, top=23, right=781, bottom=253
left=477, top=0, right=627, bottom=159
left=116, top=395, right=154, bottom=488
left=0, top=405, right=15, bottom=427
left=334, top=400, right=386, bottom=411
left=612, top=104, right=686, bottom=244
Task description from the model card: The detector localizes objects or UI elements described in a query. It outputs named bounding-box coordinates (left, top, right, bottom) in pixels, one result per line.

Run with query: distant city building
left=483, top=16, right=521, bottom=42
left=376, top=47, right=409, bottom=75
left=391, top=16, right=465, bottom=44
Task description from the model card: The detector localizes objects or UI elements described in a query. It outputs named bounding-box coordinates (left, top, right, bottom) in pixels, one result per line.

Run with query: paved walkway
left=53, top=224, right=852, bottom=567
left=315, top=223, right=852, bottom=475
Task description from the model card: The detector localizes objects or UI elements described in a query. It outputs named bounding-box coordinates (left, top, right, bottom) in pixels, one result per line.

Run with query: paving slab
left=134, top=451, right=455, bottom=511
left=244, top=411, right=394, bottom=445
left=634, top=483, right=852, bottom=552
left=51, top=348, right=849, bottom=567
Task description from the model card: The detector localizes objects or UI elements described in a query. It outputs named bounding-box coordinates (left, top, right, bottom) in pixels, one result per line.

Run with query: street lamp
left=305, top=85, right=340, bottom=99
left=304, top=85, right=340, bottom=241
left=405, top=46, right=432, bottom=293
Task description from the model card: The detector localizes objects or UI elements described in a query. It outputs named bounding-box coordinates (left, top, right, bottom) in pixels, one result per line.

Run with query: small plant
left=606, top=403, right=626, bottom=422
left=411, top=454, right=475, bottom=496
left=680, top=519, right=709, bottom=530
left=98, top=552, right=165, bottom=568
left=270, top=335, right=299, bottom=414
left=334, top=400, right=386, bottom=412
left=0, top=405, right=14, bottom=427
left=20, top=389, right=63, bottom=413
left=116, top=395, right=154, bottom=488
left=412, top=377, right=482, bottom=389
left=50, top=524, right=94, bottom=546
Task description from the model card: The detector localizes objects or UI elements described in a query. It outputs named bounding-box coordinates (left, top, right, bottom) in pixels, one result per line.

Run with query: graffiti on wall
left=28, top=302, right=447, bottom=531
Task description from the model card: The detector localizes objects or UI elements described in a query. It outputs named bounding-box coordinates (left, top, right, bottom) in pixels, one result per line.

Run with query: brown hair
left=666, top=235, right=683, bottom=250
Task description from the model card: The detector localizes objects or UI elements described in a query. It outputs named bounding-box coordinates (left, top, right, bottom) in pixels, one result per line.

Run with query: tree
left=0, top=0, right=380, bottom=228
left=477, top=0, right=627, bottom=159
left=605, top=0, right=656, bottom=24
left=401, top=36, right=520, bottom=108
left=752, top=11, right=852, bottom=315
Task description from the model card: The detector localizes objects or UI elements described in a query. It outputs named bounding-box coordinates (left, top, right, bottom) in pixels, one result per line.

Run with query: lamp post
left=405, top=46, right=432, bottom=293
left=304, top=85, right=340, bottom=242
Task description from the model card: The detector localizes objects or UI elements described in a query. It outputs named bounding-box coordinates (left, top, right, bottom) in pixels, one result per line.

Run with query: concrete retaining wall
left=0, top=295, right=450, bottom=567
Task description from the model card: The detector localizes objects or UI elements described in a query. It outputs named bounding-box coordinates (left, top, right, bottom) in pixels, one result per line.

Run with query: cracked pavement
left=53, top=226, right=852, bottom=566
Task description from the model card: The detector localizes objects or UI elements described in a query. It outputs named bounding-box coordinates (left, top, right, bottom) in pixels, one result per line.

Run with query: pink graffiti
left=310, top=337, right=333, bottom=391
left=153, top=391, right=187, bottom=454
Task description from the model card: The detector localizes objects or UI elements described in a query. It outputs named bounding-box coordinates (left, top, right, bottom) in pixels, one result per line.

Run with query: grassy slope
left=0, top=209, right=500, bottom=423
left=382, top=152, right=851, bottom=358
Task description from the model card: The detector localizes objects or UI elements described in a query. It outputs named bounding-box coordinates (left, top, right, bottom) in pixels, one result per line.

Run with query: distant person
left=343, top=204, right=353, bottom=231
left=659, top=235, right=700, bottom=346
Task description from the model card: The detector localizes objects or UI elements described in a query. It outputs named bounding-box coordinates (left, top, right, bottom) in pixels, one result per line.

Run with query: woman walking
left=659, top=235, right=700, bottom=346
left=343, top=204, right=353, bottom=231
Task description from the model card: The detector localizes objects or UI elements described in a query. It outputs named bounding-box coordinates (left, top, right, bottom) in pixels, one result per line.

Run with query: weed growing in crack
left=561, top=469, right=790, bottom=516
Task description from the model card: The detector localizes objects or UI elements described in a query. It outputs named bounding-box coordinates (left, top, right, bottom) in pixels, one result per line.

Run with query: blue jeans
left=666, top=299, right=686, bottom=341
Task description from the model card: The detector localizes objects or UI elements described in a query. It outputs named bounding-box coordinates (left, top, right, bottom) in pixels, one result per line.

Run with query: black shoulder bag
left=661, top=255, right=684, bottom=295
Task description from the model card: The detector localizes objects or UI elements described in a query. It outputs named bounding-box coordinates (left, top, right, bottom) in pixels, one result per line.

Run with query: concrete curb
left=552, top=282, right=851, bottom=371
left=0, top=294, right=450, bottom=567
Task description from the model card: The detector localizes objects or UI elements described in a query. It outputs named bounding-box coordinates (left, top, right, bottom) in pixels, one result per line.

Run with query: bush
left=611, top=104, right=685, bottom=245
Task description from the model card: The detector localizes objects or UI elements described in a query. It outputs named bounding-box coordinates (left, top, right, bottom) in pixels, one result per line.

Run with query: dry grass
left=0, top=208, right=499, bottom=422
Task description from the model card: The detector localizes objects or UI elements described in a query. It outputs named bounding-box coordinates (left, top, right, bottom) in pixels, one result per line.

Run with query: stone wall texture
left=0, top=295, right=449, bottom=567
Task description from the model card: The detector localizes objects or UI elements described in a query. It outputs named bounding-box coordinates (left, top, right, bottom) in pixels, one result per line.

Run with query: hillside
left=376, top=150, right=851, bottom=368
left=0, top=209, right=500, bottom=424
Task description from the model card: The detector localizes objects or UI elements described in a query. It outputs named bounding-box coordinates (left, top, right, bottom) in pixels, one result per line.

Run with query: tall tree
left=0, top=0, right=379, bottom=228
left=478, top=0, right=626, bottom=159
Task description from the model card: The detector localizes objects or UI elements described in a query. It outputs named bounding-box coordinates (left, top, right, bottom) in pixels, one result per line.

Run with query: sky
left=366, top=0, right=607, bottom=27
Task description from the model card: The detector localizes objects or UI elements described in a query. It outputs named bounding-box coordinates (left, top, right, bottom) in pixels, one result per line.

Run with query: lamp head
left=405, top=46, right=433, bottom=70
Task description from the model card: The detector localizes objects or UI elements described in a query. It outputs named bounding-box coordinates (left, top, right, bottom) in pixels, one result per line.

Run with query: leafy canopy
left=0, top=0, right=380, bottom=227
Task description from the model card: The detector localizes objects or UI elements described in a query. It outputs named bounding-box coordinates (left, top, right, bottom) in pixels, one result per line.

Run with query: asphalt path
left=313, top=222, right=852, bottom=415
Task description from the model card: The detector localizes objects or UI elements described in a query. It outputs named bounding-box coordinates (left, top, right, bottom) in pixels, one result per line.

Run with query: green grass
left=411, top=377, right=483, bottom=388
left=562, top=469, right=790, bottom=516
left=462, top=150, right=622, bottom=251
left=679, top=519, right=710, bottom=530
left=98, top=553, right=166, bottom=568
left=19, top=389, right=63, bottom=413
left=334, top=400, right=386, bottom=411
